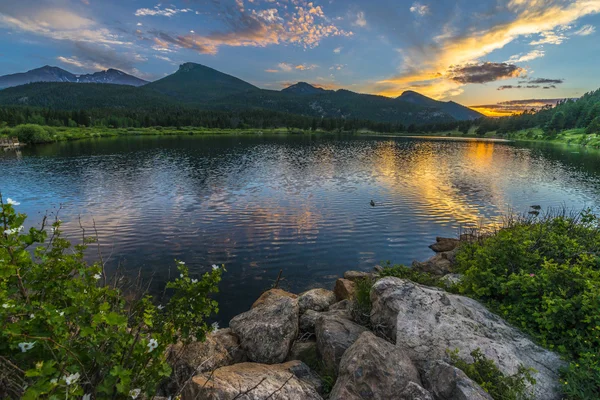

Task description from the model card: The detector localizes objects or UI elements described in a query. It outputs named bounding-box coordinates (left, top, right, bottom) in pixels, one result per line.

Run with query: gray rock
left=328, top=299, right=351, bottom=311
left=370, top=277, right=565, bottom=400
left=252, top=288, right=297, bottom=308
left=230, top=294, right=299, bottom=364
left=184, top=361, right=323, bottom=400
left=343, top=270, right=374, bottom=282
left=329, top=331, right=428, bottom=400
left=167, top=329, right=246, bottom=388
left=400, top=382, right=435, bottom=400
left=315, top=315, right=368, bottom=373
left=298, top=288, right=336, bottom=313
left=373, top=265, right=384, bottom=273
left=412, top=252, right=454, bottom=275
left=333, top=278, right=356, bottom=301
left=421, top=360, right=493, bottom=400
left=439, top=273, right=463, bottom=288
left=287, top=341, right=318, bottom=365
left=429, top=237, right=461, bottom=253
left=299, top=309, right=351, bottom=334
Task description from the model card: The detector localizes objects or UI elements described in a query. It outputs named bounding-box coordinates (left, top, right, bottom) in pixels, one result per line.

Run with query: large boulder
left=329, top=331, right=430, bottom=400
left=184, top=361, right=323, bottom=400
left=421, top=360, right=493, bottom=400
left=167, top=328, right=246, bottom=389
left=298, top=288, right=336, bottom=313
left=230, top=293, right=299, bottom=364
left=299, top=308, right=351, bottom=334
left=287, top=341, right=318, bottom=366
left=315, top=315, right=368, bottom=373
left=429, top=237, right=460, bottom=253
left=333, top=278, right=356, bottom=301
left=343, top=270, right=374, bottom=282
left=370, top=277, right=565, bottom=400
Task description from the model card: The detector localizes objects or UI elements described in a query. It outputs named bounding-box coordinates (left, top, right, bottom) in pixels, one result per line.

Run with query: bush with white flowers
left=0, top=194, right=223, bottom=399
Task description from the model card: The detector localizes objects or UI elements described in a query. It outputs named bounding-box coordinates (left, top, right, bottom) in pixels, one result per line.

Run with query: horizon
left=1, top=0, right=599, bottom=116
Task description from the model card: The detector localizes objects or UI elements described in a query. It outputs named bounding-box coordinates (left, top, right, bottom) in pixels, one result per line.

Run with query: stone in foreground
left=329, top=331, right=430, bottom=400
left=184, top=361, right=323, bottom=400
left=252, top=288, right=297, bottom=308
left=315, top=314, right=368, bottom=372
left=370, top=277, right=565, bottom=400
left=421, top=360, right=493, bottom=400
left=333, top=278, right=356, bottom=301
left=429, top=237, right=460, bottom=252
left=298, top=288, right=337, bottom=313
left=230, top=292, right=299, bottom=364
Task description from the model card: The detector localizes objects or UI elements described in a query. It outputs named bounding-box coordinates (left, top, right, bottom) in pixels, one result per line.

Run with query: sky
left=1, top=0, right=600, bottom=116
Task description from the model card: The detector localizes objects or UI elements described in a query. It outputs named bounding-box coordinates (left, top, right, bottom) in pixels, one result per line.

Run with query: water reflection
left=1, top=135, right=599, bottom=322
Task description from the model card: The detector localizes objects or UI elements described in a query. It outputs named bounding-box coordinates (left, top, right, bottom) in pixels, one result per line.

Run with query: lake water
left=2, top=135, right=600, bottom=323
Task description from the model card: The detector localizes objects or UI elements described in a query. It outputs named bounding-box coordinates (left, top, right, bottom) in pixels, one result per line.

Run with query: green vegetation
left=447, top=348, right=536, bottom=400
left=0, top=196, right=222, bottom=399
left=454, top=210, right=600, bottom=399
left=378, top=262, right=443, bottom=287
left=350, top=277, right=374, bottom=326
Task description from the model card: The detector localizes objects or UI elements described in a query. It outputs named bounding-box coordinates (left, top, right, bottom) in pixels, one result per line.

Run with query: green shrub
left=0, top=195, right=222, bottom=399
left=13, top=124, right=53, bottom=144
left=378, top=262, right=442, bottom=287
left=448, top=348, right=536, bottom=400
left=454, top=210, right=600, bottom=399
left=351, top=277, right=373, bottom=326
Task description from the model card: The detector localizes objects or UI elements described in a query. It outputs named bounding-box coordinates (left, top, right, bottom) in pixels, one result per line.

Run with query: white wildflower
left=58, top=311, right=65, bottom=316
left=30, top=314, right=35, bottom=319
left=191, top=279, right=198, bottom=284
left=6, top=198, right=20, bottom=206
left=3, top=226, right=24, bottom=235
left=180, top=274, right=184, bottom=278
left=178, top=261, right=185, bottom=265
left=212, top=264, right=219, bottom=271
left=2, top=303, right=9, bottom=308
left=50, top=378, right=58, bottom=384
left=129, top=388, right=141, bottom=399
left=93, top=273, right=102, bottom=280
left=18, top=342, right=35, bottom=352
left=211, top=321, right=219, bottom=333
left=83, top=394, right=92, bottom=400
left=63, top=372, right=80, bottom=385
left=157, top=304, right=164, bottom=310
left=147, top=338, right=158, bottom=353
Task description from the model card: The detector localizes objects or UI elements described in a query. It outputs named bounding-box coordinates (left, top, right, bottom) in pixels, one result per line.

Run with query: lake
left=2, top=134, right=600, bottom=323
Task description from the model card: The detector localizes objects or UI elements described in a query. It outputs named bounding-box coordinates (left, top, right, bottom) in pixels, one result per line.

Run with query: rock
left=373, top=265, right=384, bottom=273
left=412, top=252, right=453, bottom=275
left=184, top=361, right=323, bottom=400
left=329, top=331, right=428, bottom=400
left=333, top=278, right=356, bottom=301
left=298, top=288, right=336, bottom=313
left=252, top=288, right=297, bottom=308
left=370, top=277, right=565, bottom=400
left=439, top=273, right=463, bottom=288
left=299, top=309, right=351, bottom=334
left=400, top=382, right=435, bottom=400
left=328, top=299, right=351, bottom=311
left=343, top=270, right=373, bottom=282
left=167, top=329, right=246, bottom=389
left=429, top=237, right=461, bottom=252
left=421, top=360, right=493, bottom=400
left=315, top=315, right=368, bottom=373
left=287, top=341, right=318, bottom=365
left=230, top=294, right=299, bottom=364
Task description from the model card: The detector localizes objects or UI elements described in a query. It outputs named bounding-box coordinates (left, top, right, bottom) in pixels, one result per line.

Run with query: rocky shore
left=163, top=237, right=565, bottom=400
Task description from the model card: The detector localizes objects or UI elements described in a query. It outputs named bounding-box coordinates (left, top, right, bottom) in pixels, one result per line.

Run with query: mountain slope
left=398, top=91, right=483, bottom=120
left=144, top=62, right=259, bottom=101
left=0, top=66, right=147, bottom=89
left=282, top=82, right=328, bottom=95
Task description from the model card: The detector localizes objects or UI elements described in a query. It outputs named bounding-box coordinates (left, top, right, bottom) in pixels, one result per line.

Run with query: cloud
left=529, top=30, right=567, bottom=45
left=57, top=42, right=146, bottom=74
left=278, top=62, right=293, bottom=72
left=471, top=98, right=566, bottom=116
left=519, top=77, right=564, bottom=84
left=295, top=64, right=317, bottom=70
left=410, top=3, right=430, bottom=16
left=148, top=1, right=352, bottom=55
left=507, top=49, right=545, bottom=63
left=375, top=0, right=600, bottom=99
left=333, top=47, right=343, bottom=54
left=330, top=64, right=345, bottom=70
left=0, top=2, right=127, bottom=45
left=268, top=62, right=316, bottom=72
left=447, top=62, right=525, bottom=84
left=575, top=24, right=596, bottom=35
left=265, top=69, right=279, bottom=73
left=354, top=12, right=367, bottom=27
left=135, top=6, right=193, bottom=17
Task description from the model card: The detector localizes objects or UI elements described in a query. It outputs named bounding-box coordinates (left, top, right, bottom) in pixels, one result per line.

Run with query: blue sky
left=1, top=0, right=600, bottom=115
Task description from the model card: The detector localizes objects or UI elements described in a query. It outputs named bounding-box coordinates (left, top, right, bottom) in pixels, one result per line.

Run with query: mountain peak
left=282, top=82, right=327, bottom=94
left=397, top=90, right=483, bottom=120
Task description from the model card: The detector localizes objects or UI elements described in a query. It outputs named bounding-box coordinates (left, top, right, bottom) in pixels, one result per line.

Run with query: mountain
left=281, top=82, right=328, bottom=95
left=144, top=62, right=259, bottom=102
left=0, top=66, right=147, bottom=89
left=397, top=91, right=483, bottom=120
left=0, top=63, right=480, bottom=125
